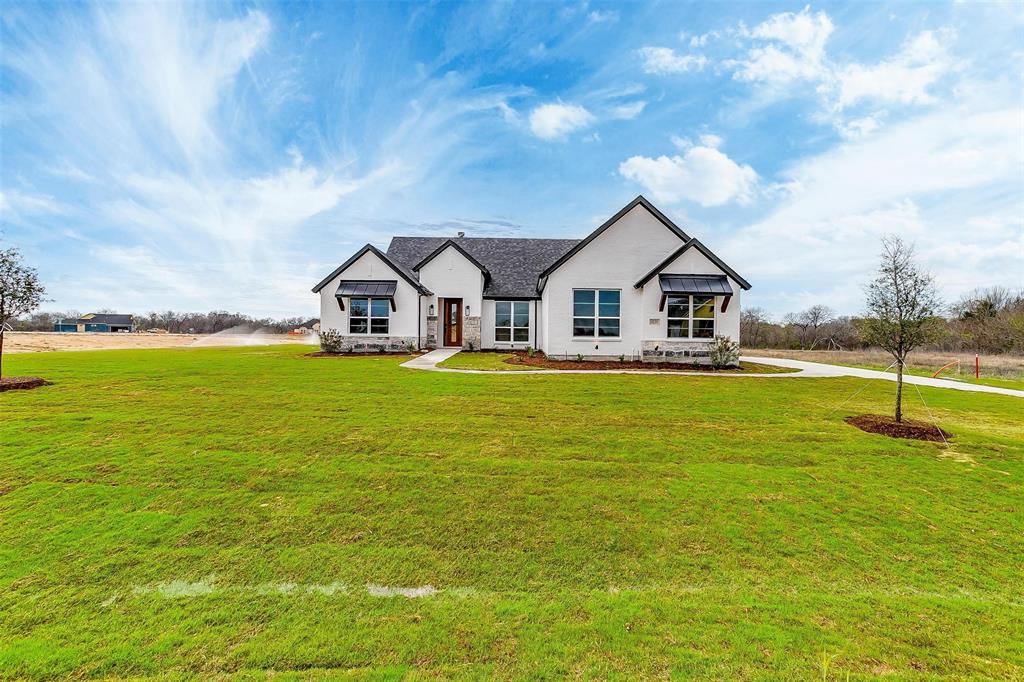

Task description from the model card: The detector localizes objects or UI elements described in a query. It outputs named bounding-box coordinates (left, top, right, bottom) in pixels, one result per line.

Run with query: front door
left=442, top=298, right=463, bottom=347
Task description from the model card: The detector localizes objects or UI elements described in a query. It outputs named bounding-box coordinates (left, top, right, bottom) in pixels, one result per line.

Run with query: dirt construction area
left=4, top=332, right=316, bottom=354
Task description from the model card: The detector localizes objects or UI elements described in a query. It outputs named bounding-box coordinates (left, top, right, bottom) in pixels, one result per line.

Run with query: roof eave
left=312, top=244, right=432, bottom=295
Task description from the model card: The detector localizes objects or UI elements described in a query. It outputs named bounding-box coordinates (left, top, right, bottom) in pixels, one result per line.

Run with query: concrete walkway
left=402, top=349, right=1024, bottom=398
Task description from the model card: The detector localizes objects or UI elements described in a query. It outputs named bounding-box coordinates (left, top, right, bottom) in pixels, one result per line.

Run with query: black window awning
left=335, top=280, right=398, bottom=311
left=659, top=274, right=732, bottom=295
left=658, top=275, right=734, bottom=312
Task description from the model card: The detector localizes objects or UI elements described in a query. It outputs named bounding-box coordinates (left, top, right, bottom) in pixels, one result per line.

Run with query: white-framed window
left=573, top=289, right=620, bottom=338
left=495, top=301, right=529, bottom=342
left=350, top=297, right=390, bottom=334
left=667, top=295, right=715, bottom=339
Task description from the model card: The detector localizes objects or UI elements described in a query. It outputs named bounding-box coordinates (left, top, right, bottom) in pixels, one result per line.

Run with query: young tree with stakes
left=859, top=237, right=943, bottom=423
left=0, top=248, right=46, bottom=380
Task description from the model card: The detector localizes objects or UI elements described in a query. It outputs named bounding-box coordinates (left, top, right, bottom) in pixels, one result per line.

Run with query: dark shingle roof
left=58, top=313, right=134, bottom=326
left=386, top=237, right=580, bottom=298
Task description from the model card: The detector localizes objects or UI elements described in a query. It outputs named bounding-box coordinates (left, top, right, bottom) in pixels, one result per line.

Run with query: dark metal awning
left=659, top=274, right=733, bottom=295
left=658, top=275, right=734, bottom=312
left=335, top=280, right=398, bottom=311
left=335, top=280, right=398, bottom=297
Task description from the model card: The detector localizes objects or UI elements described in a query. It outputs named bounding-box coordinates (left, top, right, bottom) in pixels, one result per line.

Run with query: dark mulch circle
left=0, top=377, right=50, bottom=393
left=845, top=414, right=952, bottom=442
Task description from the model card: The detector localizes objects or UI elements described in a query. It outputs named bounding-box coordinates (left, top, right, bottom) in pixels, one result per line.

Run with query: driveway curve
left=402, top=349, right=1024, bottom=398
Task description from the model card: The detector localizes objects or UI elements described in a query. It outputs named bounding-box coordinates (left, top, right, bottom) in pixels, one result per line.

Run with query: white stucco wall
left=540, top=204, right=686, bottom=358
left=318, top=250, right=421, bottom=338
left=637, top=245, right=741, bottom=344
left=417, top=245, right=485, bottom=319
left=481, top=299, right=538, bottom=350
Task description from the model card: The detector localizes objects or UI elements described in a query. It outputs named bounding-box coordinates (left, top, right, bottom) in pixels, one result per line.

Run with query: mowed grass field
left=1, top=345, right=1022, bottom=679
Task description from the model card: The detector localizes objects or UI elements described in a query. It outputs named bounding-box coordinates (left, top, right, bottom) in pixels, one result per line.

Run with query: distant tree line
left=13, top=309, right=311, bottom=335
left=743, top=286, right=1023, bottom=354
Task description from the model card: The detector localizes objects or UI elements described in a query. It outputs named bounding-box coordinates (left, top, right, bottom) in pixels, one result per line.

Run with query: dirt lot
left=4, top=332, right=316, bottom=354
left=749, top=348, right=1024, bottom=379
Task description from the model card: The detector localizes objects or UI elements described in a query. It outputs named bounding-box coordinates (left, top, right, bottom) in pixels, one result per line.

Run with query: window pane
left=350, top=298, right=368, bottom=317
left=598, top=290, right=619, bottom=304
left=573, top=318, right=595, bottom=336
left=693, top=296, right=715, bottom=318
left=666, top=296, right=688, bottom=319
left=693, top=319, right=714, bottom=338
left=598, top=302, right=619, bottom=318
left=349, top=319, right=368, bottom=334
left=573, top=301, right=594, bottom=317
left=495, top=306, right=512, bottom=328
left=512, top=301, right=529, bottom=316
left=495, top=328, right=511, bottom=342
left=574, top=290, right=595, bottom=304
left=370, top=319, right=389, bottom=334
left=598, top=319, right=620, bottom=337
left=667, top=320, right=687, bottom=338
left=371, top=299, right=390, bottom=317
left=513, top=311, right=529, bottom=328
left=496, top=301, right=511, bottom=318
left=513, top=328, right=529, bottom=342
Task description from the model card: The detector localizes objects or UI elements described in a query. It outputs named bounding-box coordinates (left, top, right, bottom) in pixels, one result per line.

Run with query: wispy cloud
left=638, top=46, right=707, bottom=74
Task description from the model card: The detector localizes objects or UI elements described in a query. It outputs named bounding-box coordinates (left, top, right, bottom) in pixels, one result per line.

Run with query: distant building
left=290, top=319, right=321, bottom=335
left=54, top=313, right=134, bottom=333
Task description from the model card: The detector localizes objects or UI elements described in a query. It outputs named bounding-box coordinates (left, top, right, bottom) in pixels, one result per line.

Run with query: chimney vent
left=457, top=231, right=465, bottom=238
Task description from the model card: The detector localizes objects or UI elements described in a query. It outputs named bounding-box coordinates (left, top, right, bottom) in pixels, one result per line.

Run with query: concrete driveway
left=741, top=356, right=1024, bottom=398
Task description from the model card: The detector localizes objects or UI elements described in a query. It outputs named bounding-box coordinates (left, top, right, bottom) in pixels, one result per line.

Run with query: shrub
left=618, top=354, right=625, bottom=363
left=406, top=342, right=415, bottom=353
left=467, top=340, right=475, bottom=351
left=575, top=353, right=584, bottom=362
left=319, top=329, right=344, bottom=353
left=708, top=335, right=740, bottom=369
left=526, top=346, right=536, bottom=358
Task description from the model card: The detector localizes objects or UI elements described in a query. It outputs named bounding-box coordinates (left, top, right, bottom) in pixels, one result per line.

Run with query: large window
left=667, top=295, right=715, bottom=338
left=573, top=289, right=620, bottom=338
left=495, top=301, right=529, bottom=342
left=350, top=297, right=390, bottom=334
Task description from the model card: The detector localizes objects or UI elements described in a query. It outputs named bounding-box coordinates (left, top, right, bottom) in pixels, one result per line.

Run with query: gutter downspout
left=417, top=293, right=422, bottom=350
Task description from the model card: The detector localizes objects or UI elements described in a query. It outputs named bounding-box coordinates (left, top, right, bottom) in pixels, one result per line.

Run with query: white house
left=312, top=196, right=751, bottom=363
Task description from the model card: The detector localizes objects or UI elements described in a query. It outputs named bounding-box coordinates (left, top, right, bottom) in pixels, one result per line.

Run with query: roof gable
left=634, top=238, right=751, bottom=290
left=311, top=244, right=431, bottom=295
left=413, top=239, right=491, bottom=281
left=537, top=196, right=690, bottom=285
left=387, top=236, right=578, bottom=298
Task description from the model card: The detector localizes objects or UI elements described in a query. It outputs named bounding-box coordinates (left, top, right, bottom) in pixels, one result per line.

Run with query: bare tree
left=0, top=248, right=46, bottom=379
left=784, top=305, right=835, bottom=349
left=858, top=237, right=943, bottom=423
left=740, top=307, right=770, bottom=348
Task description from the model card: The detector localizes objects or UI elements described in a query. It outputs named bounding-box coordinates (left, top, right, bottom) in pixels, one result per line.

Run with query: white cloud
left=587, top=10, right=618, bottom=24
left=638, top=47, right=708, bottom=75
left=528, top=102, right=595, bottom=140
left=698, top=133, right=723, bottom=148
left=733, top=6, right=833, bottom=83
left=837, top=115, right=882, bottom=139
left=835, top=31, right=953, bottom=109
left=689, top=31, right=719, bottom=48
left=609, top=101, right=647, bottom=119
left=619, top=143, right=758, bottom=207
left=726, top=104, right=1023, bottom=312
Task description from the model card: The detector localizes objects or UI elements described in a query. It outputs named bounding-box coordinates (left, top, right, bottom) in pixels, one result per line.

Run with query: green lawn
left=438, top=351, right=797, bottom=374
left=2, top=345, right=1022, bottom=679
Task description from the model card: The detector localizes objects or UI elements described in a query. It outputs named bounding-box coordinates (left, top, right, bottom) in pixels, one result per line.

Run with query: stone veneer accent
left=426, top=316, right=438, bottom=349
left=463, top=315, right=481, bottom=350
left=641, top=339, right=728, bottom=365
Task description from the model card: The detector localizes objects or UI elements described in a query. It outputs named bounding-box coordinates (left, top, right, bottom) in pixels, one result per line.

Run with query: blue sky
left=1, top=1, right=1021, bottom=318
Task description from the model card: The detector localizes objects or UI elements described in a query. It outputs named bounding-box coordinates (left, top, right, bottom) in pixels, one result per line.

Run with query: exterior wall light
left=428, top=304, right=435, bottom=316
left=465, top=304, right=471, bottom=317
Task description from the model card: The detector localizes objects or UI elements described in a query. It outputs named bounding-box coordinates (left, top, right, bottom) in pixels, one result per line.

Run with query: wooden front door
left=442, top=298, right=463, bottom=347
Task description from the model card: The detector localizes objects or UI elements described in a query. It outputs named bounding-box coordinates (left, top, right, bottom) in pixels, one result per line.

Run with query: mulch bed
left=0, top=377, right=50, bottom=393
left=305, top=351, right=423, bottom=358
left=845, top=414, right=952, bottom=442
left=501, top=350, right=733, bottom=372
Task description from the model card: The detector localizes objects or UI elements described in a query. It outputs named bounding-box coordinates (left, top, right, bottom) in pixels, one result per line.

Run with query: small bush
left=406, top=342, right=416, bottom=353
left=467, top=340, right=475, bottom=351
left=319, top=329, right=344, bottom=353
left=526, top=346, right=536, bottom=358
left=618, top=354, right=625, bottom=363
left=377, top=344, right=386, bottom=354
left=709, top=335, right=740, bottom=369
left=576, top=353, right=584, bottom=362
